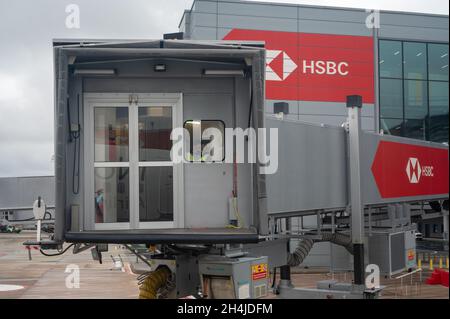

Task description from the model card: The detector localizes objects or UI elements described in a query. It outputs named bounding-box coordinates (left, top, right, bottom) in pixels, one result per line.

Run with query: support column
left=444, top=214, right=449, bottom=251
left=280, top=265, right=291, bottom=281
left=347, top=95, right=365, bottom=286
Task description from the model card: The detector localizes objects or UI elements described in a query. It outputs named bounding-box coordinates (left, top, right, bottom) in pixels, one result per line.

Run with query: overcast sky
left=0, top=0, right=448, bottom=177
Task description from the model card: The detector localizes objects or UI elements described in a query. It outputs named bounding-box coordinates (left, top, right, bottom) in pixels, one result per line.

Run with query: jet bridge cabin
left=53, top=40, right=267, bottom=245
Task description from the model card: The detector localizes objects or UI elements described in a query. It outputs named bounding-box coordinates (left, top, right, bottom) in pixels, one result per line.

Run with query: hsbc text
left=422, top=165, right=434, bottom=177
left=303, top=60, right=349, bottom=76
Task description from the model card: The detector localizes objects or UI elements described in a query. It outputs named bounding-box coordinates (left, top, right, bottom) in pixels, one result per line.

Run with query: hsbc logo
left=266, top=50, right=297, bottom=81
left=406, top=157, right=434, bottom=184
left=265, top=50, right=349, bottom=82
left=406, top=158, right=421, bottom=183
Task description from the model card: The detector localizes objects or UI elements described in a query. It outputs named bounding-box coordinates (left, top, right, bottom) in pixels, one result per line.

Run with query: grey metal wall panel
left=191, top=26, right=219, bottom=40
left=84, top=78, right=234, bottom=95
left=265, top=118, right=348, bottom=214
left=184, top=164, right=234, bottom=227
left=281, top=114, right=301, bottom=122
left=298, top=102, right=374, bottom=117
left=183, top=92, right=233, bottom=120
left=219, top=1, right=297, bottom=19
left=381, top=12, right=449, bottom=29
left=379, top=25, right=449, bottom=42
left=298, top=7, right=368, bottom=24
left=218, top=14, right=297, bottom=32
left=298, top=19, right=371, bottom=37
left=191, top=12, right=217, bottom=28
left=217, top=28, right=234, bottom=39
left=378, top=12, right=448, bottom=43
left=296, top=114, right=375, bottom=131
left=193, top=0, right=218, bottom=13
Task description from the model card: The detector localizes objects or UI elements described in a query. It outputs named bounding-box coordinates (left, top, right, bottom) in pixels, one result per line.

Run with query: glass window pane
left=94, top=107, right=129, bottom=162
left=139, top=107, right=172, bottom=161
left=429, top=81, right=449, bottom=143
left=403, top=42, right=427, bottom=80
left=404, top=119, right=426, bottom=140
left=380, top=118, right=403, bottom=137
left=184, top=120, right=225, bottom=162
left=380, top=78, right=403, bottom=119
left=428, top=43, right=449, bottom=81
left=379, top=40, right=402, bottom=78
left=139, top=167, right=173, bottom=222
left=429, top=81, right=449, bottom=117
left=404, top=80, right=428, bottom=120
left=94, top=167, right=129, bottom=223
left=429, top=114, right=449, bottom=144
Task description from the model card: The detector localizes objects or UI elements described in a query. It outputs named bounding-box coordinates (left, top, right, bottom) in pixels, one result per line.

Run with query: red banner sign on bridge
left=371, top=140, right=449, bottom=199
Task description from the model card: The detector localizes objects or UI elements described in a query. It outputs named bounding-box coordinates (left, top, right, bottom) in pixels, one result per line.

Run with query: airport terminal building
left=179, top=0, right=449, bottom=142
left=178, top=0, right=449, bottom=268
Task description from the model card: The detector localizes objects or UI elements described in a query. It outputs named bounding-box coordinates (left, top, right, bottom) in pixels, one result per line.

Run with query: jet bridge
left=31, top=40, right=449, bottom=299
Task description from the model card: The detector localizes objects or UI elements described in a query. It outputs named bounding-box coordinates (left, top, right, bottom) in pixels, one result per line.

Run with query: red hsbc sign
left=224, top=29, right=374, bottom=103
left=371, top=141, right=449, bottom=199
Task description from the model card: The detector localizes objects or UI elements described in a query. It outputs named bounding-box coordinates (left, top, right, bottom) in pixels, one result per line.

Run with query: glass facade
left=379, top=40, right=449, bottom=143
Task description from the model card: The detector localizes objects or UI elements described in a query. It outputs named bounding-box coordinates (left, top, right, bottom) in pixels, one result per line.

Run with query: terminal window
left=379, top=40, right=449, bottom=143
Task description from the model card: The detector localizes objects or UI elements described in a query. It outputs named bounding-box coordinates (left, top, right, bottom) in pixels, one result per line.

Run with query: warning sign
left=407, top=249, right=415, bottom=261
left=252, top=263, right=268, bottom=280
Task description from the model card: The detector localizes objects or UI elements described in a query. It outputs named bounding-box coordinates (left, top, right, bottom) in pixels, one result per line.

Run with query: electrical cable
left=5, top=217, right=34, bottom=222
left=73, top=94, right=81, bottom=194
left=67, top=95, right=81, bottom=194
left=247, top=76, right=253, bottom=129
left=39, top=243, right=75, bottom=257
left=6, top=210, right=53, bottom=223
left=271, top=267, right=277, bottom=288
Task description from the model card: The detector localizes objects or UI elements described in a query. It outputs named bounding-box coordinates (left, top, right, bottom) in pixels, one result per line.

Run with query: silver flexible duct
left=287, top=232, right=353, bottom=267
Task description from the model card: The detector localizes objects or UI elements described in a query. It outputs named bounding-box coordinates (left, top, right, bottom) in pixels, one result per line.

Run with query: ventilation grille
left=254, top=284, right=267, bottom=298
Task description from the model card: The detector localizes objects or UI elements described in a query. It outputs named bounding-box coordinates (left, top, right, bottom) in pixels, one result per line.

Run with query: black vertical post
left=353, top=243, right=365, bottom=285
left=280, top=265, right=291, bottom=281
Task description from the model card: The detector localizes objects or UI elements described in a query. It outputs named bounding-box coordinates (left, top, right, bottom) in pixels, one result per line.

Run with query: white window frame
left=84, top=93, right=184, bottom=231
